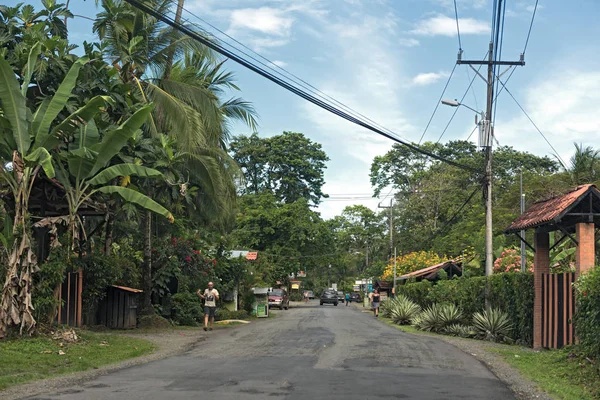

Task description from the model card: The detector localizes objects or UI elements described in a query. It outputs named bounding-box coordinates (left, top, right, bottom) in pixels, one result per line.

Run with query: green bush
left=289, top=292, right=304, bottom=302
left=33, top=259, right=67, bottom=325
left=170, top=292, right=203, bottom=326
left=399, top=272, right=534, bottom=345
left=574, top=266, right=600, bottom=360
left=488, top=272, right=534, bottom=346
left=77, top=254, right=123, bottom=318
left=428, top=276, right=486, bottom=317
left=396, top=280, right=432, bottom=307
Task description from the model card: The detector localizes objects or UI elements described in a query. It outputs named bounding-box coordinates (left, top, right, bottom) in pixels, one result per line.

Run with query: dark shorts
left=204, top=306, right=216, bottom=317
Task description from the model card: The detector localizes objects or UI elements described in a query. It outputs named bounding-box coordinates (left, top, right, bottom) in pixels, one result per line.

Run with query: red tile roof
left=505, top=184, right=597, bottom=233
left=397, top=261, right=460, bottom=280
left=246, top=252, right=258, bottom=260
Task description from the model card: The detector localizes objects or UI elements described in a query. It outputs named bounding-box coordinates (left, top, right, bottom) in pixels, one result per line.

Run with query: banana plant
left=0, top=43, right=103, bottom=337
left=51, top=104, right=174, bottom=254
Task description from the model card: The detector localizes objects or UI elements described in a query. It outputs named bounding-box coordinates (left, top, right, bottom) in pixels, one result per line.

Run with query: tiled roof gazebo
left=506, top=184, right=600, bottom=349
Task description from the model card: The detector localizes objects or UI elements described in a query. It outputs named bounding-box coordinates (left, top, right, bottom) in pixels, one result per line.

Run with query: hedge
left=574, top=266, right=600, bottom=360
left=397, top=272, right=534, bottom=346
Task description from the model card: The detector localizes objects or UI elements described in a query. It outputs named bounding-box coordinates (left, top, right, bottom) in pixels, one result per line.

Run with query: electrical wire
left=425, top=185, right=481, bottom=243
left=523, top=0, right=539, bottom=55
left=453, top=0, right=462, bottom=51
left=466, top=124, right=478, bottom=142
left=418, top=63, right=457, bottom=144
left=124, top=0, right=478, bottom=173
left=495, top=77, right=568, bottom=169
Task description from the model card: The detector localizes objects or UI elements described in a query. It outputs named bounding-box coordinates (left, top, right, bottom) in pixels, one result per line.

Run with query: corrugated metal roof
left=505, top=184, right=597, bottom=233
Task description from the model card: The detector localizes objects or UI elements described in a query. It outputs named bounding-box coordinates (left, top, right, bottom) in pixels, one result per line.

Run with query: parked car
left=320, top=290, right=338, bottom=306
left=306, top=290, right=315, bottom=299
left=337, top=291, right=344, bottom=302
left=350, top=293, right=362, bottom=302
left=269, top=289, right=289, bottom=310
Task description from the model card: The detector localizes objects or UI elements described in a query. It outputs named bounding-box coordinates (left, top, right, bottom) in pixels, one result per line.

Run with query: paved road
left=29, top=302, right=514, bottom=400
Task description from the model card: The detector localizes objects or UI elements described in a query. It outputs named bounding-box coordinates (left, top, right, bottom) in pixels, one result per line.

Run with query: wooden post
left=77, top=269, right=83, bottom=327
left=533, top=230, right=550, bottom=349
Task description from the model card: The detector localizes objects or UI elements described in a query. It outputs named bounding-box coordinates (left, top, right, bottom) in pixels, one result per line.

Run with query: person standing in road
left=197, top=282, right=219, bottom=331
left=371, top=289, right=381, bottom=317
left=345, top=292, right=350, bottom=306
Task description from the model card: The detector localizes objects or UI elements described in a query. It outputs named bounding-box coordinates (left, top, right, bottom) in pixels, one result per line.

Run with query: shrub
left=414, top=303, right=462, bottom=333
left=444, top=323, right=475, bottom=338
left=77, top=254, right=123, bottom=318
left=573, top=266, right=600, bottom=360
left=289, top=292, right=304, bottom=302
left=472, top=308, right=513, bottom=342
left=428, top=277, right=486, bottom=317
left=171, top=292, right=203, bottom=326
left=388, top=295, right=421, bottom=325
left=488, top=272, right=534, bottom=346
left=396, top=280, right=432, bottom=307
left=33, top=259, right=67, bottom=325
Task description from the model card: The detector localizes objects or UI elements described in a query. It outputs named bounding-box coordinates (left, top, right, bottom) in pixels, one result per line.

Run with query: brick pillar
left=576, top=222, right=595, bottom=276
left=533, top=231, right=550, bottom=349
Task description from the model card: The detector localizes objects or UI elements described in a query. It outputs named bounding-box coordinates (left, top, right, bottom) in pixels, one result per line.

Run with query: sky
left=13, top=0, right=600, bottom=219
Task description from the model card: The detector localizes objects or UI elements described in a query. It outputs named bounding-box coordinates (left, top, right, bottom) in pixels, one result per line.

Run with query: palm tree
left=568, top=143, right=600, bottom=185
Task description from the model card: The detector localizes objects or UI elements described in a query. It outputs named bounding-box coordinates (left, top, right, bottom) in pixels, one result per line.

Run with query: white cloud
left=399, top=38, right=420, bottom=47
left=412, top=71, right=450, bottom=86
left=498, top=70, right=600, bottom=166
left=411, top=15, right=490, bottom=36
left=272, top=60, right=288, bottom=68
left=229, top=7, right=293, bottom=36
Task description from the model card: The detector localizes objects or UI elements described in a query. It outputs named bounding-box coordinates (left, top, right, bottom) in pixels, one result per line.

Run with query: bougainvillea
left=382, top=251, right=448, bottom=280
left=493, top=248, right=533, bottom=273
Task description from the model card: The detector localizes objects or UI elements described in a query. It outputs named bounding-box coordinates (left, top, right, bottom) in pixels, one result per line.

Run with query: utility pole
left=520, top=169, right=526, bottom=271
left=378, top=198, right=396, bottom=293
left=457, top=40, right=525, bottom=279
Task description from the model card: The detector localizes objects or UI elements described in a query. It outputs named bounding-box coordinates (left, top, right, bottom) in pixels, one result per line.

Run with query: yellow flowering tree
left=382, top=251, right=448, bottom=280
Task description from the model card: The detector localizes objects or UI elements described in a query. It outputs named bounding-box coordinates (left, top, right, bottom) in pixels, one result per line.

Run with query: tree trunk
left=104, top=211, right=114, bottom=256
left=141, top=210, right=154, bottom=314
left=163, top=0, right=185, bottom=80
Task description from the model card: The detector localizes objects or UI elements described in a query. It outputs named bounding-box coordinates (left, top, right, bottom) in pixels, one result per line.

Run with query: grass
left=490, top=347, right=600, bottom=400
left=0, top=331, right=155, bottom=390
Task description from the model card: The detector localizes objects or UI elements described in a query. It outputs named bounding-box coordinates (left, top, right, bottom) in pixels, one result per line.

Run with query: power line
left=425, top=185, right=481, bottom=243
left=124, top=0, right=478, bottom=173
left=466, top=124, right=478, bottom=142
left=495, top=77, right=568, bottom=169
left=523, top=0, right=539, bottom=54
left=418, top=63, right=457, bottom=144
left=453, top=0, right=463, bottom=51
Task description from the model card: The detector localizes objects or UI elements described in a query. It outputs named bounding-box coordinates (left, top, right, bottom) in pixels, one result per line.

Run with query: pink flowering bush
left=493, top=248, right=533, bottom=273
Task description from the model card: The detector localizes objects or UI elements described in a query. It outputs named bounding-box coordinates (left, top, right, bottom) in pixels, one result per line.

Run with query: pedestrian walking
left=197, top=282, right=219, bottom=331
left=370, top=289, right=381, bottom=317
left=303, top=291, right=309, bottom=303
left=345, top=292, right=350, bottom=306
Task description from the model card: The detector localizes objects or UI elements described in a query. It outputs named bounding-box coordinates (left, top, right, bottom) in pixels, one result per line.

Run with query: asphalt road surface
left=29, top=301, right=514, bottom=400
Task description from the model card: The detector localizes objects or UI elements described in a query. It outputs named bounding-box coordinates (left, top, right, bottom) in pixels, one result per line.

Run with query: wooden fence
left=57, top=269, right=83, bottom=327
left=541, top=272, right=575, bottom=349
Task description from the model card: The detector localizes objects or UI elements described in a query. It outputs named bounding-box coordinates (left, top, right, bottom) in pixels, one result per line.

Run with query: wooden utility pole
left=457, top=42, right=524, bottom=280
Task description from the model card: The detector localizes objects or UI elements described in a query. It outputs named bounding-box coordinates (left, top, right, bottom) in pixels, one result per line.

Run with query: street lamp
left=442, top=98, right=494, bottom=280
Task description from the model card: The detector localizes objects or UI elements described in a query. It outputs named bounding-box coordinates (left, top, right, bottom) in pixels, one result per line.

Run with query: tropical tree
left=0, top=44, right=80, bottom=337
left=568, top=143, right=600, bottom=185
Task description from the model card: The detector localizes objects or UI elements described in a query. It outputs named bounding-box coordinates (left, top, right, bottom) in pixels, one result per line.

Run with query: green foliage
left=32, top=259, right=67, bottom=325
left=472, top=308, right=514, bottom=342
left=413, top=303, right=463, bottom=333
left=444, top=323, right=475, bottom=338
left=76, top=254, right=124, bottom=317
left=488, top=272, right=534, bottom=346
left=289, top=292, right=303, bottom=302
left=396, top=280, right=432, bottom=307
left=388, top=295, right=421, bottom=325
left=170, top=292, right=203, bottom=326
left=399, top=273, right=533, bottom=345
left=231, top=132, right=330, bottom=205
left=573, top=266, right=600, bottom=360
left=215, top=309, right=249, bottom=321
left=428, top=277, right=486, bottom=318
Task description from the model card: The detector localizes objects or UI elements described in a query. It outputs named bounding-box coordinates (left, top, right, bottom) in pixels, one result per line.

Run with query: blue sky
left=14, top=0, right=600, bottom=218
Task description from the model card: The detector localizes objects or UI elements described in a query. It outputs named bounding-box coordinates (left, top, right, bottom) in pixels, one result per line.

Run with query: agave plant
left=444, top=323, right=476, bottom=338
left=413, top=303, right=464, bottom=333
left=379, top=300, right=393, bottom=318
left=472, top=308, right=513, bottom=342
left=389, top=295, right=421, bottom=325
